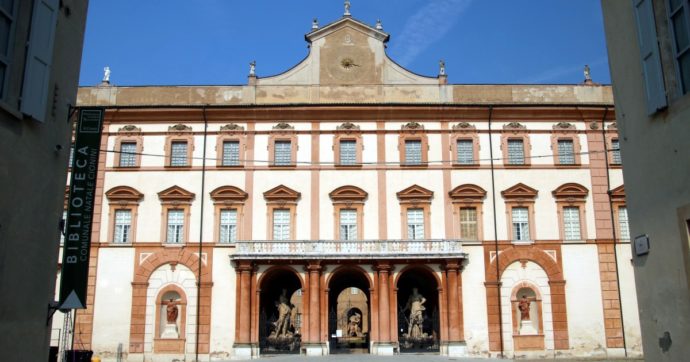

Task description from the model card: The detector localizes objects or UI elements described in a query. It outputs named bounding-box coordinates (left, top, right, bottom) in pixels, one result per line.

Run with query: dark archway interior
left=328, top=268, right=371, bottom=352
left=396, top=267, right=440, bottom=352
left=259, top=268, right=303, bottom=353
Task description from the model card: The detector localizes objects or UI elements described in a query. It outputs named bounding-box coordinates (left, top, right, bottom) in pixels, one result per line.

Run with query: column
left=445, top=260, right=461, bottom=342
left=375, top=262, right=394, bottom=355
left=237, top=262, right=253, bottom=345
left=307, top=261, right=322, bottom=344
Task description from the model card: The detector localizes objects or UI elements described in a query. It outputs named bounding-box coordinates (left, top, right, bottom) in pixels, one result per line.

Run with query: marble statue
left=344, top=0, right=351, bottom=16
left=103, top=66, right=111, bottom=82
left=166, top=298, right=178, bottom=324
left=405, top=288, right=426, bottom=338
left=439, top=60, right=446, bottom=76
left=249, top=61, right=256, bottom=77
left=348, top=312, right=362, bottom=337
left=518, top=295, right=531, bottom=321
left=312, top=18, right=319, bottom=30
left=273, top=289, right=292, bottom=337
left=584, top=64, right=591, bottom=81
left=375, top=19, right=383, bottom=30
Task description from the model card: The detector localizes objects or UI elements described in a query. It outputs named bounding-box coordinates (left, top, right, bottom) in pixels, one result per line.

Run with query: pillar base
left=232, top=343, right=257, bottom=359
left=446, top=341, right=467, bottom=357
left=302, top=342, right=327, bottom=356
left=373, top=342, right=396, bottom=355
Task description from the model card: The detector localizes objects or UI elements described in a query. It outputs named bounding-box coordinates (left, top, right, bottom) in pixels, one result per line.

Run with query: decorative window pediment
left=449, top=184, right=487, bottom=200
left=263, top=185, right=301, bottom=203
left=610, top=185, right=625, bottom=202
left=329, top=185, right=368, bottom=203
left=402, top=122, right=424, bottom=132
left=397, top=184, right=434, bottom=203
left=158, top=185, right=195, bottom=204
left=501, top=183, right=538, bottom=199
left=220, top=123, right=245, bottom=132
left=503, top=122, right=527, bottom=132
left=118, top=125, right=142, bottom=134
left=336, top=122, right=360, bottom=132
left=552, top=183, right=589, bottom=200
left=552, top=122, right=576, bottom=131
left=273, top=122, right=295, bottom=131
left=210, top=186, right=248, bottom=204
left=452, top=122, right=476, bottom=132
left=168, top=124, right=193, bottom=132
left=106, top=186, right=144, bottom=203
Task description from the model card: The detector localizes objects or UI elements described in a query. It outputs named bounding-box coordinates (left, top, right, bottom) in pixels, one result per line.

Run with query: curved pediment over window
left=210, top=186, right=248, bottom=204
left=329, top=185, right=368, bottom=203
left=106, top=186, right=144, bottom=203
left=397, top=184, right=434, bottom=203
left=158, top=185, right=195, bottom=203
left=552, top=183, right=589, bottom=200
left=263, top=185, right=301, bottom=202
left=449, top=184, right=487, bottom=200
left=501, top=183, right=538, bottom=200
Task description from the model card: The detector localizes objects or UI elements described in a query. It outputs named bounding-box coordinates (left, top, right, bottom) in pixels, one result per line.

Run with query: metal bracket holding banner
left=58, top=108, right=104, bottom=309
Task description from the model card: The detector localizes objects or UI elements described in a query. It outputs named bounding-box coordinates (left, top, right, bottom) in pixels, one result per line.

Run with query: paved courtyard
left=225, top=354, right=642, bottom=362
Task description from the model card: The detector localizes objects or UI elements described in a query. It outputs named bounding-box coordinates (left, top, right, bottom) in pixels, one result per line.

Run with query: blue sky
left=79, top=0, right=611, bottom=86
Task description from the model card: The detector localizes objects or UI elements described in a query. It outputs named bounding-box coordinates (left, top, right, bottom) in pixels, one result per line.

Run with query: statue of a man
left=103, top=66, right=111, bottom=82
left=405, top=288, right=426, bottom=338
left=518, top=295, right=531, bottom=321
left=274, top=289, right=292, bottom=337
left=348, top=312, right=362, bottom=337
left=166, top=298, right=178, bottom=324
left=249, top=61, right=256, bottom=77
left=439, top=60, right=446, bottom=76
left=344, top=0, right=351, bottom=16
left=584, top=64, right=591, bottom=81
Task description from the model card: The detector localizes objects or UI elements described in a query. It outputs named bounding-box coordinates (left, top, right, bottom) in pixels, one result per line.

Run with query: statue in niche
left=404, top=288, right=426, bottom=338
left=518, top=295, right=531, bottom=321
left=347, top=312, right=362, bottom=337
left=161, top=298, right=180, bottom=339
left=272, top=289, right=292, bottom=338
left=166, top=298, right=179, bottom=324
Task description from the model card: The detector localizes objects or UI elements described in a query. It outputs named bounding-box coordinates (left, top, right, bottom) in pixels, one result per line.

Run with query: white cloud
left=392, top=0, right=473, bottom=66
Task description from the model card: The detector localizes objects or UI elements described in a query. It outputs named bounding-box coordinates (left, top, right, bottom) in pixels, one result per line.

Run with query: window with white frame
left=274, top=141, right=292, bottom=166
left=0, top=0, right=15, bottom=100
left=222, top=141, right=240, bottom=166
left=557, top=139, right=575, bottom=165
left=273, top=209, right=290, bottom=240
left=119, top=142, right=137, bottom=167
left=611, top=139, right=622, bottom=165
left=339, top=140, right=357, bottom=165
left=459, top=207, right=478, bottom=240
left=219, top=209, right=238, bottom=243
left=170, top=141, right=188, bottom=166
left=166, top=209, right=184, bottom=243
left=113, top=209, right=132, bottom=243
left=618, top=206, right=630, bottom=240
left=456, top=139, right=474, bottom=164
left=563, top=206, right=581, bottom=240
left=407, top=208, right=425, bottom=240
left=404, top=140, right=422, bottom=165
left=668, top=0, right=690, bottom=94
left=339, top=209, right=357, bottom=240
left=507, top=139, right=525, bottom=165
left=512, top=207, right=530, bottom=241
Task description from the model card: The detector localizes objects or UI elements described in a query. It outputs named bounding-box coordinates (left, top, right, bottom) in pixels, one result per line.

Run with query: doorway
left=396, top=267, right=440, bottom=353
left=328, top=267, right=371, bottom=354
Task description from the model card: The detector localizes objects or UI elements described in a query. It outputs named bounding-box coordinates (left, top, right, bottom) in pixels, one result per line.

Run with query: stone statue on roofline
left=249, top=61, right=256, bottom=77
left=584, top=64, right=591, bottom=82
left=344, top=0, right=351, bottom=16
left=439, top=60, right=446, bottom=76
left=103, top=66, right=111, bottom=83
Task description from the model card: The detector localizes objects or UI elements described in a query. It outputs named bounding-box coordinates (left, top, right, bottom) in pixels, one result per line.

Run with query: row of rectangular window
left=100, top=138, right=621, bottom=168
left=99, top=205, right=630, bottom=244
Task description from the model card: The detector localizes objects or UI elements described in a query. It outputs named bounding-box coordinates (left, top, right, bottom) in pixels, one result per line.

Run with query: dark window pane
left=679, top=51, right=690, bottom=93
left=0, top=14, right=11, bottom=56
left=673, top=11, right=690, bottom=52
left=0, top=0, right=12, bottom=16
left=0, top=63, right=5, bottom=99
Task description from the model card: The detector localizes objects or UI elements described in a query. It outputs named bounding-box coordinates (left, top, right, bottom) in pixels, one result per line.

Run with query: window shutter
left=633, top=0, right=667, bottom=115
left=20, top=0, right=59, bottom=122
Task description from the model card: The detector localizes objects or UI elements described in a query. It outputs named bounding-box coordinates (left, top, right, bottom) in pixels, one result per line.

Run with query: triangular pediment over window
left=552, top=183, right=589, bottom=199
left=158, top=185, right=195, bottom=203
left=449, top=184, right=487, bottom=200
left=210, top=186, right=248, bottom=203
left=329, top=185, right=368, bottom=202
left=397, top=184, right=434, bottom=202
left=501, top=183, right=538, bottom=199
left=106, top=186, right=144, bottom=203
left=263, top=185, right=301, bottom=202
left=610, top=185, right=626, bottom=202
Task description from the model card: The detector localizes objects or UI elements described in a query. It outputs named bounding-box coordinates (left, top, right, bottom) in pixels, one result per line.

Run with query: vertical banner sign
left=59, top=108, right=104, bottom=309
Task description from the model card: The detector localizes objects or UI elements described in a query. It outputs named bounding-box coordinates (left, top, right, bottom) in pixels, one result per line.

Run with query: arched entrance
left=328, top=267, right=371, bottom=354
left=258, top=268, right=303, bottom=354
left=396, top=266, right=440, bottom=353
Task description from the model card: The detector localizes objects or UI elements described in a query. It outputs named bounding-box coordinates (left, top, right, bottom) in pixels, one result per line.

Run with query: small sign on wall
left=634, top=234, right=650, bottom=256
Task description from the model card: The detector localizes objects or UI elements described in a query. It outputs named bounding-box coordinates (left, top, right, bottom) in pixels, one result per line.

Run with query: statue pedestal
left=161, top=323, right=179, bottom=339
left=519, top=320, right=537, bottom=335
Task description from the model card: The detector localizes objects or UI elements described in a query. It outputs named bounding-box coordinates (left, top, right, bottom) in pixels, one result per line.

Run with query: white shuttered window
left=563, top=207, right=581, bottom=240
left=339, top=209, right=357, bottom=240
left=119, top=143, right=137, bottom=167
left=456, top=140, right=474, bottom=164
left=558, top=140, right=575, bottom=165
left=274, top=141, right=292, bottom=165
left=273, top=209, right=290, bottom=240
left=170, top=142, right=188, bottom=166
left=407, top=208, right=424, bottom=240
left=166, top=209, right=184, bottom=243
left=507, top=139, right=525, bottom=165
left=114, top=210, right=132, bottom=243
left=619, top=206, right=630, bottom=240
left=339, top=140, right=357, bottom=165
left=219, top=209, right=237, bottom=243
left=405, top=140, right=422, bottom=165
left=222, top=141, right=240, bottom=166
left=633, top=0, right=668, bottom=113
left=512, top=207, right=530, bottom=241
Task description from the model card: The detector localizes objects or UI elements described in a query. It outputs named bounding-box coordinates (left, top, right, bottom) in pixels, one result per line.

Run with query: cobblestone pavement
left=225, top=354, right=643, bottom=362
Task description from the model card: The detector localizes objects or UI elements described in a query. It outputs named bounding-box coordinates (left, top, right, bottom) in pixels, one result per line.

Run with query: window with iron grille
left=512, top=207, right=530, bottom=241
left=459, top=207, right=478, bottom=240
left=222, top=141, right=240, bottom=166
left=557, top=139, right=575, bottom=165
left=405, top=140, right=422, bottom=165
left=274, top=141, right=292, bottom=166
left=611, top=139, right=622, bottom=164
left=618, top=206, right=630, bottom=240
left=166, top=209, right=184, bottom=243
left=273, top=209, right=290, bottom=240
left=219, top=209, right=237, bottom=243
left=170, top=141, right=188, bottom=166
left=339, top=140, right=357, bottom=165
left=407, top=208, right=424, bottom=240
left=507, top=139, right=525, bottom=165
left=339, top=209, right=357, bottom=240
left=119, top=142, right=137, bottom=167
left=113, top=209, right=132, bottom=243
left=563, top=206, right=581, bottom=240
left=456, top=139, right=474, bottom=165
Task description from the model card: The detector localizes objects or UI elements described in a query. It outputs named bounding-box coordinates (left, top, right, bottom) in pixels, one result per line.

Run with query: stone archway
left=395, top=266, right=441, bottom=353
left=257, top=267, right=304, bottom=354
left=327, top=266, right=372, bottom=354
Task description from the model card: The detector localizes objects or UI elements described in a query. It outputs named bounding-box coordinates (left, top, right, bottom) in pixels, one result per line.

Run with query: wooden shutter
left=633, top=0, right=667, bottom=115
left=20, top=0, right=59, bottom=122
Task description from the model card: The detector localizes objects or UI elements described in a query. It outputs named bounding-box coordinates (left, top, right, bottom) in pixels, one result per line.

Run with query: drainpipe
left=487, top=106, right=504, bottom=357
left=195, top=106, right=209, bottom=360
left=601, top=107, right=628, bottom=357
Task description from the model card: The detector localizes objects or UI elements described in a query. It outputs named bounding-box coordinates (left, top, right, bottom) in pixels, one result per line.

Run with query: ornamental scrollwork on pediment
left=220, top=123, right=245, bottom=132
left=552, top=122, right=576, bottom=131
left=168, top=124, right=192, bottom=132
left=503, top=122, right=526, bottom=131
left=273, top=122, right=295, bottom=130
left=336, top=122, right=360, bottom=131
left=607, top=122, right=618, bottom=130
left=118, top=125, right=142, bottom=133
left=452, top=122, right=476, bottom=132
left=402, top=122, right=424, bottom=131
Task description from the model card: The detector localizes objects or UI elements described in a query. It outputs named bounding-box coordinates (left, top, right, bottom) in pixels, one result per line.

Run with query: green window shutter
left=633, top=0, right=667, bottom=114
left=20, top=0, right=59, bottom=122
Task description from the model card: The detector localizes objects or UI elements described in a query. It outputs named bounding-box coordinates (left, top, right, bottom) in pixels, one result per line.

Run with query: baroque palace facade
left=60, top=10, right=642, bottom=361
